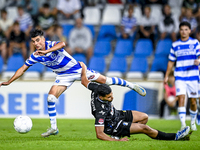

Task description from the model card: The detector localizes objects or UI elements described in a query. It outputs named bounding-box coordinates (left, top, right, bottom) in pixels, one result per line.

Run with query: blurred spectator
left=16, top=6, right=33, bottom=38
left=37, top=0, right=57, bottom=15
left=8, top=21, right=27, bottom=60
left=67, top=18, right=93, bottom=62
left=139, top=0, right=168, bottom=9
left=0, top=9, right=14, bottom=38
left=120, top=4, right=137, bottom=40
left=180, top=0, right=200, bottom=21
left=181, top=8, right=198, bottom=37
left=50, top=25, right=67, bottom=45
left=196, top=25, right=200, bottom=41
left=56, top=0, right=81, bottom=24
left=35, top=3, right=56, bottom=36
left=160, top=71, right=178, bottom=118
left=3, top=0, right=19, bottom=8
left=0, top=27, right=7, bottom=64
left=158, top=4, right=179, bottom=42
left=107, top=0, right=122, bottom=3
left=138, top=6, right=156, bottom=44
left=19, top=0, right=38, bottom=18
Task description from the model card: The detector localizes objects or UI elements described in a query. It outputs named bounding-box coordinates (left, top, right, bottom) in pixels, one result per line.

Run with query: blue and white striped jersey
left=25, top=41, right=81, bottom=75
left=169, top=37, right=200, bottom=81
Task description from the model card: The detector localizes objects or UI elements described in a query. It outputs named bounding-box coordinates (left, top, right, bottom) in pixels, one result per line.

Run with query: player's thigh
left=48, top=85, right=67, bottom=98
left=95, top=74, right=106, bottom=84
left=132, top=111, right=148, bottom=123
left=175, top=80, right=187, bottom=96
left=186, top=81, right=198, bottom=98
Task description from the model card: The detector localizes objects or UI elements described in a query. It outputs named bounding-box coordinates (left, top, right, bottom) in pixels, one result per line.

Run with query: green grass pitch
left=0, top=119, right=200, bottom=150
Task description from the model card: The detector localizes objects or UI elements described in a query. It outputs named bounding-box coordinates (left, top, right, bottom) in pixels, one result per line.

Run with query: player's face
left=179, top=26, right=191, bottom=39
left=31, top=36, right=45, bottom=50
left=101, top=92, right=113, bottom=102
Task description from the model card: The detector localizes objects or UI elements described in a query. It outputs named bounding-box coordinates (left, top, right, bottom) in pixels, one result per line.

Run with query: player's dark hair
left=179, top=21, right=191, bottom=29
left=97, top=84, right=112, bottom=97
left=43, top=3, right=50, bottom=8
left=1, top=9, right=7, bottom=14
left=30, top=29, right=44, bottom=38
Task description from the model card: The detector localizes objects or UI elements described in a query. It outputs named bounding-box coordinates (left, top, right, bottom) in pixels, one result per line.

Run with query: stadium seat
left=84, top=24, right=95, bottom=39
left=150, top=56, right=168, bottom=73
left=93, top=41, right=111, bottom=56
left=62, top=24, right=74, bottom=38
left=83, top=7, right=101, bottom=25
left=0, top=56, right=3, bottom=73
left=114, top=40, right=133, bottom=56
left=1, top=54, right=24, bottom=80
left=147, top=71, right=164, bottom=81
left=134, top=39, right=153, bottom=57
left=126, top=57, right=148, bottom=80
left=101, top=7, right=121, bottom=25
left=72, top=54, right=87, bottom=64
left=97, top=25, right=117, bottom=41
left=88, top=56, right=106, bottom=73
left=22, top=63, right=45, bottom=80
left=155, top=39, right=172, bottom=57
left=106, top=56, right=127, bottom=77
left=6, top=7, right=19, bottom=20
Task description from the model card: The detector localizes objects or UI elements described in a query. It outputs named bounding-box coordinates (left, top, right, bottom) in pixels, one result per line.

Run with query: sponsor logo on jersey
left=189, top=44, right=194, bottom=50
left=99, top=110, right=105, bottom=115
left=177, top=88, right=180, bottom=92
left=88, top=75, right=95, bottom=80
left=98, top=118, right=104, bottom=124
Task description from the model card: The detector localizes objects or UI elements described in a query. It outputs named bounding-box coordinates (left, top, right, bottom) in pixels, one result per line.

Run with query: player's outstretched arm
left=164, top=61, right=175, bottom=84
left=79, top=62, right=90, bottom=88
left=95, top=126, right=129, bottom=141
left=0, top=64, right=29, bottom=87
left=35, top=42, right=66, bottom=56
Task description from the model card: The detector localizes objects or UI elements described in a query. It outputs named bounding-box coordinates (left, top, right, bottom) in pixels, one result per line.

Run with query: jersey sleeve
left=168, top=45, right=176, bottom=62
left=25, top=53, right=39, bottom=66
left=195, top=41, right=200, bottom=57
left=94, top=105, right=107, bottom=126
left=87, top=82, right=99, bottom=91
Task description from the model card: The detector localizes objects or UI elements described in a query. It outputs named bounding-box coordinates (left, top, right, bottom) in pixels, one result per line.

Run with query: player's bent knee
left=47, top=94, right=57, bottom=102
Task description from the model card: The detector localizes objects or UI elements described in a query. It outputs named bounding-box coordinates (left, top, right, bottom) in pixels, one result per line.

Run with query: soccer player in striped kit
left=164, top=22, right=200, bottom=131
left=0, top=29, right=146, bottom=137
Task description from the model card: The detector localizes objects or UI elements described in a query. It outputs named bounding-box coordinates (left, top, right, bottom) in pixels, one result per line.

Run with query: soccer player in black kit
left=79, top=62, right=191, bottom=141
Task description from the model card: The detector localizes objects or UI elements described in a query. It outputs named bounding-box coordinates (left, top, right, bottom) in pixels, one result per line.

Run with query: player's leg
left=187, top=81, right=198, bottom=131
left=95, top=74, right=146, bottom=96
left=41, top=85, right=67, bottom=137
left=175, top=80, right=187, bottom=130
left=129, top=123, right=190, bottom=140
left=131, top=111, right=148, bottom=124
left=197, top=98, right=200, bottom=125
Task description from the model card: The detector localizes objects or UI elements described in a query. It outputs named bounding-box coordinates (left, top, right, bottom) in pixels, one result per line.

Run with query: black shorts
left=112, top=110, right=133, bottom=137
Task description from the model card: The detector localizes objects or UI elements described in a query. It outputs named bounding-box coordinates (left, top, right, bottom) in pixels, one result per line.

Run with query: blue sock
left=106, top=77, right=132, bottom=88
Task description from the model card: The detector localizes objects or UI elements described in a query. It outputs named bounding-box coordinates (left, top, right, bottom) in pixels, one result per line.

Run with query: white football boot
left=41, top=128, right=59, bottom=137
left=175, top=126, right=190, bottom=140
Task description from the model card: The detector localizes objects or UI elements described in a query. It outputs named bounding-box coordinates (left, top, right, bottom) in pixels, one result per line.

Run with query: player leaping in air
left=0, top=29, right=146, bottom=137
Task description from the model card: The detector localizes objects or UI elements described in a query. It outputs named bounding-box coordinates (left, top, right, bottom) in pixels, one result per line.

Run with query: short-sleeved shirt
left=10, top=31, right=25, bottom=43
left=168, top=37, right=200, bottom=81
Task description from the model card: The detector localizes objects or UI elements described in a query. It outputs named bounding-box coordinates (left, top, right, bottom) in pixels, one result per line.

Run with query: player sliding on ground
left=0, top=29, right=146, bottom=137
left=79, top=61, right=191, bottom=141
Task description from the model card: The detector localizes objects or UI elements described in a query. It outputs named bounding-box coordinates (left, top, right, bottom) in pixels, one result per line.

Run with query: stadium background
left=0, top=0, right=198, bottom=118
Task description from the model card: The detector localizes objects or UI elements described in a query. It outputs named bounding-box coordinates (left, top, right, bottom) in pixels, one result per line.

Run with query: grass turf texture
left=0, top=119, right=199, bottom=150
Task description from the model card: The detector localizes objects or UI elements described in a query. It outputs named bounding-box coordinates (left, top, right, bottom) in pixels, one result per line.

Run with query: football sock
left=106, top=77, right=133, bottom=88
left=189, top=109, right=197, bottom=125
left=153, top=130, right=176, bottom=140
left=178, top=107, right=186, bottom=127
left=47, top=94, right=58, bottom=130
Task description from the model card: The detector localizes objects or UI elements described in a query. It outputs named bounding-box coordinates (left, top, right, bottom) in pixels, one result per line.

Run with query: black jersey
left=88, top=82, right=123, bottom=135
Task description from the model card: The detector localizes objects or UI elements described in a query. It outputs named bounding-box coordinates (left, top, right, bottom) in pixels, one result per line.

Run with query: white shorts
left=175, top=80, right=198, bottom=98
left=53, top=68, right=100, bottom=88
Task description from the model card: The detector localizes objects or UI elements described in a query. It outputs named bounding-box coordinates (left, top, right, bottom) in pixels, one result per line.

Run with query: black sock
left=153, top=130, right=176, bottom=140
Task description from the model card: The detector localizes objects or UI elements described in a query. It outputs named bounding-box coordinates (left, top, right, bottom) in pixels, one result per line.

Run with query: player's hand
left=119, top=137, right=129, bottom=141
left=79, top=62, right=87, bottom=69
left=0, top=82, right=10, bottom=87
left=194, top=59, right=200, bottom=66
left=35, top=50, right=47, bottom=56
left=164, top=76, right=168, bottom=84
